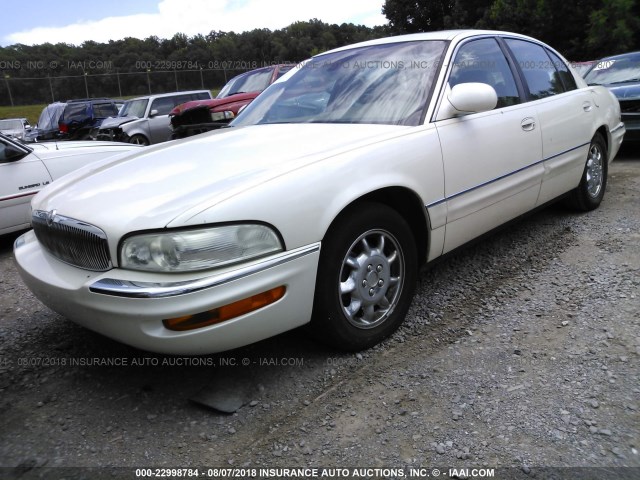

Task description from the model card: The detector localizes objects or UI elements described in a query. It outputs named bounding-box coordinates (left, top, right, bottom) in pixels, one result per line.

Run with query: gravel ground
left=0, top=149, right=638, bottom=480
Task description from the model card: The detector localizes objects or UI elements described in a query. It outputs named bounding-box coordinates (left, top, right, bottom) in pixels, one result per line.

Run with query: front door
left=434, top=37, right=544, bottom=253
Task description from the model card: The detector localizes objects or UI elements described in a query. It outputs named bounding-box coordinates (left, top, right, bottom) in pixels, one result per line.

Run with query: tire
left=311, top=203, right=418, bottom=351
left=567, top=133, right=607, bottom=211
left=129, top=134, right=150, bottom=146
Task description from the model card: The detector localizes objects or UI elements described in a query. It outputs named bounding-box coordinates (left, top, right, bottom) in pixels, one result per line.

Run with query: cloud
left=5, top=0, right=388, bottom=45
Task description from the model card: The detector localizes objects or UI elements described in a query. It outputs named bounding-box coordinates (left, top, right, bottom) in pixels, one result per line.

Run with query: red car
left=170, top=64, right=294, bottom=138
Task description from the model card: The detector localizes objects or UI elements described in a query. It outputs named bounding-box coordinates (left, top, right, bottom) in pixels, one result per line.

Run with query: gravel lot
left=0, top=148, right=638, bottom=480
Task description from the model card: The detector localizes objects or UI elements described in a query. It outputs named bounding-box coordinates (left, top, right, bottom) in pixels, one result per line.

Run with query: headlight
left=210, top=110, right=235, bottom=122
left=120, top=224, right=283, bottom=272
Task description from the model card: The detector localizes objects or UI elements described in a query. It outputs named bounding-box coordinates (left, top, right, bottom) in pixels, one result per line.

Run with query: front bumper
left=93, top=127, right=129, bottom=142
left=15, top=230, right=320, bottom=354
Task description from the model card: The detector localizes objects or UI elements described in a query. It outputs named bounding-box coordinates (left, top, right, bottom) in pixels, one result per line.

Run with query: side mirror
left=437, top=83, right=498, bottom=120
left=149, top=109, right=159, bottom=117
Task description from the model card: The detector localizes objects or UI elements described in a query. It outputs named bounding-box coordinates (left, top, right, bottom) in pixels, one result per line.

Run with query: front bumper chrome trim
left=89, top=243, right=321, bottom=299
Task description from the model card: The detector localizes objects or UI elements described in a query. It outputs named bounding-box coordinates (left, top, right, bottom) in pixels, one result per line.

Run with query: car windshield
left=585, top=54, right=640, bottom=85
left=119, top=99, right=149, bottom=117
left=0, top=119, right=22, bottom=130
left=217, top=68, right=274, bottom=98
left=232, top=41, right=446, bottom=127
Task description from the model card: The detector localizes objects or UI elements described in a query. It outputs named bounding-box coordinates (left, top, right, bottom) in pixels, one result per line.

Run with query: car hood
left=99, top=116, right=140, bottom=129
left=170, top=92, right=259, bottom=116
left=32, top=123, right=410, bottom=238
left=29, top=140, right=133, bottom=152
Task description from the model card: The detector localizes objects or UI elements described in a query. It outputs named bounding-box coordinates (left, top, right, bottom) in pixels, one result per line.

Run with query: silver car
left=96, top=90, right=212, bottom=145
left=0, top=118, right=31, bottom=141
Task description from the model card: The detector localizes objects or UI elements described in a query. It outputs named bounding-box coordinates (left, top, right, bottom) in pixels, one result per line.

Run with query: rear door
left=434, top=36, right=544, bottom=253
left=503, top=38, right=594, bottom=204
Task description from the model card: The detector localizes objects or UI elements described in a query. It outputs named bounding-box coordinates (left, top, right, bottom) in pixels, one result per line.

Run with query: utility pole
left=4, top=74, right=14, bottom=106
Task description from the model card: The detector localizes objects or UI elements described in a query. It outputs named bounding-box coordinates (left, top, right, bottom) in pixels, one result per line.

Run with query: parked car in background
left=15, top=30, right=624, bottom=355
left=23, top=102, right=66, bottom=143
left=571, top=61, right=597, bottom=77
left=57, top=98, right=120, bottom=140
left=0, top=118, right=31, bottom=141
left=96, top=90, right=213, bottom=145
left=0, top=133, right=140, bottom=235
left=585, top=51, right=640, bottom=142
left=170, top=65, right=294, bottom=139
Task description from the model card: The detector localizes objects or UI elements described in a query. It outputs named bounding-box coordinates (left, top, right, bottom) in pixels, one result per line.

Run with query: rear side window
left=450, top=38, right=521, bottom=108
left=63, top=103, right=88, bottom=121
left=546, top=49, right=577, bottom=91
left=505, top=39, right=567, bottom=99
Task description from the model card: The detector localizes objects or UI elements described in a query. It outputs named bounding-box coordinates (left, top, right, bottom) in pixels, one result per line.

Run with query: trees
left=382, top=0, right=495, bottom=32
left=0, top=20, right=387, bottom=106
left=381, top=0, right=640, bottom=59
left=587, top=0, right=640, bottom=58
left=383, top=0, right=454, bottom=32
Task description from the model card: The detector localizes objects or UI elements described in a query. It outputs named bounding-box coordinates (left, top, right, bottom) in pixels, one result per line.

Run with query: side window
left=450, top=38, right=520, bottom=108
left=171, top=95, right=190, bottom=108
left=0, top=138, right=27, bottom=163
left=546, top=49, right=577, bottom=91
left=505, top=39, right=566, bottom=99
left=150, top=97, right=175, bottom=116
left=63, top=103, right=88, bottom=121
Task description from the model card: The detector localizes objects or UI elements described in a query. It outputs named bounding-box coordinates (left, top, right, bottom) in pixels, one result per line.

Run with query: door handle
left=583, top=101, right=593, bottom=112
left=521, top=117, right=536, bottom=131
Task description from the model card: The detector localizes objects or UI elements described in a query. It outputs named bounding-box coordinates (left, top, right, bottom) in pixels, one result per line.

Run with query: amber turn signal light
left=163, top=286, right=286, bottom=331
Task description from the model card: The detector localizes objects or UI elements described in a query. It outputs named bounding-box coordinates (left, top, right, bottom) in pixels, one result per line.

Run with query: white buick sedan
left=1, top=134, right=140, bottom=235
left=15, top=31, right=625, bottom=354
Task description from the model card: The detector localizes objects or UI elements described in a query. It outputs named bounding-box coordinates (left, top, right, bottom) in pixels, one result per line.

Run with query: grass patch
left=0, top=90, right=221, bottom=127
left=0, top=104, right=47, bottom=126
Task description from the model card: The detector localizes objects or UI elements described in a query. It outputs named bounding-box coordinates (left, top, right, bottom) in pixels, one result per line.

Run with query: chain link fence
left=0, top=67, right=253, bottom=106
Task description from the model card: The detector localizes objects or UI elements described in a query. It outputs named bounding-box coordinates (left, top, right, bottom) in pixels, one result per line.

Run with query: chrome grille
left=32, top=210, right=112, bottom=271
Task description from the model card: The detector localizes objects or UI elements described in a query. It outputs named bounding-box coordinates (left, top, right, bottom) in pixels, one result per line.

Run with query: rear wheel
left=129, top=134, right=149, bottom=146
left=311, top=203, right=417, bottom=351
left=567, top=133, right=607, bottom=211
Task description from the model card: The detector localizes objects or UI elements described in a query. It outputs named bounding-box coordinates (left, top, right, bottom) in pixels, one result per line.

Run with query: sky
left=1, top=0, right=388, bottom=46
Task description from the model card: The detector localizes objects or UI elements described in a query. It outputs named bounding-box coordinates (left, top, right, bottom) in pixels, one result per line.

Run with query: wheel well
left=328, top=188, right=430, bottom=265
left=595, top=126, right=609, bottom=154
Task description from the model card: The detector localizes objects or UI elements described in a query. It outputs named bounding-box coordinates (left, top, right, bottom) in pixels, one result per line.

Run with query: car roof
left=66, top=98, right=115, bottom=103
left=127, top=90, right=211, bottom=102
left=320, top=30, right=542, bottom=56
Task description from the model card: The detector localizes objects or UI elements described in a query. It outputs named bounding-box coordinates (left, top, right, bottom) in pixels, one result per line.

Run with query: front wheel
left=129, top=134, right=150, bottom=146
left=311, top=203, right=417, bottom=351
left=567, top=133, right=608, bottom=211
